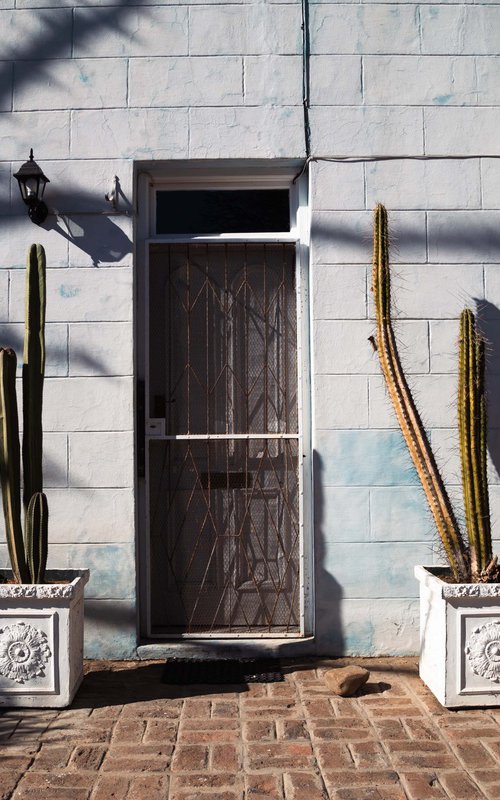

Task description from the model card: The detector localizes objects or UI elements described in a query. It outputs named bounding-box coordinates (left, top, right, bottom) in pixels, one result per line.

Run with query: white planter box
left=0, top=569, right=89, bottom=708
left=415, top=565, right=500, bottom=708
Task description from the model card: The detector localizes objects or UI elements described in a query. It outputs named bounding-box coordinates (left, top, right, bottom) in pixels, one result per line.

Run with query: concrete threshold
left=137, top=636, right=316, bottom=660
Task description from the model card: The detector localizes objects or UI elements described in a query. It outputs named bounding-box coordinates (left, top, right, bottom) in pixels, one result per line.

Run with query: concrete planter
left=0, top=569, right=89, bottom=708
left=415, top=565, right=500, bottom=708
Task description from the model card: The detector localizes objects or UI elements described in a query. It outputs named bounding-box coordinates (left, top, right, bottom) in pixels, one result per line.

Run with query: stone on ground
left=324, top=665, right=370, bottom=696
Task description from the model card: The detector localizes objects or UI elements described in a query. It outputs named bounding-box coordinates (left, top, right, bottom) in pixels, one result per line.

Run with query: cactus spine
left=0, top=244, right=48, bottom=583
left=372, top=204, right=469, bottom=582
left=459, top=309, right=497, bottom=581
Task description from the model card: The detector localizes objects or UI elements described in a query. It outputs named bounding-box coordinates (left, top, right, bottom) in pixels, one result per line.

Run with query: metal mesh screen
left=148, top=243, right=300, bottom=634
left=149, top=438, right=300, bottom=633
left=149, top=243, right=298, bottom=434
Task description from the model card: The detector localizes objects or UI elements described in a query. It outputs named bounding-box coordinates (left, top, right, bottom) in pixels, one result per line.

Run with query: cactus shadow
left=475, top=300, right=500, bottom=490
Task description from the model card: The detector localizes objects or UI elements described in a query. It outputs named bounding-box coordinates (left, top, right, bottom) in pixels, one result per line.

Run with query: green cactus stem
left=25, top=491, right=48, bottom=585
left=0, top=348, right=30, bottom=583
left=459, top=309, right=497, bottom=581
left=372, top=204, right=469, bottom=583
left=0, top=244, right=48, bottom=584
left=22, top=243, right=45, bottom=511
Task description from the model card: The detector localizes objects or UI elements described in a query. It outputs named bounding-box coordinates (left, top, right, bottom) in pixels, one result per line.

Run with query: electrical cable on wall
left=301, top=0, right=311, bottom=158
left=298, top=1, right=500, bottom=177
left=294, top=153, right=500, bottom=183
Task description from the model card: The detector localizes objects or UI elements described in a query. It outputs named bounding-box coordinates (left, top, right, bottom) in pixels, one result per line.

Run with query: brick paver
left=0, top=657, right=499, bottom=799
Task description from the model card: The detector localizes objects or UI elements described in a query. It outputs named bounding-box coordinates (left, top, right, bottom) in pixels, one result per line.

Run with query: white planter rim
left=0, top=569, right=89, bottom=600
left=414, top=565, right=500, bottom=599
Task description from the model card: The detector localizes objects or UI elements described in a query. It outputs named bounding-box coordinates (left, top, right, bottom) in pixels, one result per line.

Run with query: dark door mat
left=162, top=658, right=283, bottom=684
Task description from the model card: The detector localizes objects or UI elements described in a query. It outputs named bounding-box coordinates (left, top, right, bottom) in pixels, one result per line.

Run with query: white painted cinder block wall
left=0, top=1, right=499, bottom=658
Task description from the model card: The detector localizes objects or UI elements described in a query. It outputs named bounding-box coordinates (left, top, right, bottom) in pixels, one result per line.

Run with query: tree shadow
left=1, top=2, right=146, bottom=112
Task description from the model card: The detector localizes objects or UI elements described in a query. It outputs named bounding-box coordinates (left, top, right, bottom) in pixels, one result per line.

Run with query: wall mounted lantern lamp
left=13, top=149, right=50, bottom=225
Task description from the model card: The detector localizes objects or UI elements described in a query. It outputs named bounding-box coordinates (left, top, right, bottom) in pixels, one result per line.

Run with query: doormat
left=162, top=658, right=283, bottom=685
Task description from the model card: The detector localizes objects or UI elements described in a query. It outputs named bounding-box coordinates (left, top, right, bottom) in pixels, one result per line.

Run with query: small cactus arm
left=372, top=204, right=469, bottom=582
left=0, top=348, right=30, bottom=583
left=25, top=492, right=48, bottom=585
left=459, top=309, right=497, bottom=581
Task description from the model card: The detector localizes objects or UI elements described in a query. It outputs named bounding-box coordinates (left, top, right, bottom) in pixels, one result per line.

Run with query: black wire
left=293, top=153, right=500, bottom=184
left=301, top=0, right=311, bottom=158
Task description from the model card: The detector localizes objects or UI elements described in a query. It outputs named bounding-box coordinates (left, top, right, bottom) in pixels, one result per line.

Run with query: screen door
left=147, top=242, right=301, bottom=635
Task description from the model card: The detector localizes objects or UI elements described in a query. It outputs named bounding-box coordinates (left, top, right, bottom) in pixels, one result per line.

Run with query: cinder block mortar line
left=64, top=323, right=69, bottom=377
left=311, top=103, right=500, bottom=109
left=368, top=482, right=373, bottom=542
left=70, top=6, right=75, bottom=60
left=126, top=57, right=130, bottom=108
left=480, top=158, right=485, bottom=211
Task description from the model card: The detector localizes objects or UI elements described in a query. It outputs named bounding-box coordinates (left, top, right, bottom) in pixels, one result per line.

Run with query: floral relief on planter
left=465, top=620, right=500, bottom=683
left=0, top=621, right=51, bottom=684
left=0, top=613, right=55, bottom=695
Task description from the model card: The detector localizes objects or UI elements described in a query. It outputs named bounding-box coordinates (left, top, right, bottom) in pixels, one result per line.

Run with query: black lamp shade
left=13, top=150, right=50, bottom=224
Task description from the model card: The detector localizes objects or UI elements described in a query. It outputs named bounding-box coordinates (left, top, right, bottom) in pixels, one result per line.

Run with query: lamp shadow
left=45, top=213, right=132, bottom=268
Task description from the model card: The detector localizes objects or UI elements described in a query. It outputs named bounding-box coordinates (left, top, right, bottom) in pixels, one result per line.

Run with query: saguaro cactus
left=0, top=244, right=48, bottom=583
left=459, top=308, right=497, bottom=581
left=372, top=204, right=469, bottom=582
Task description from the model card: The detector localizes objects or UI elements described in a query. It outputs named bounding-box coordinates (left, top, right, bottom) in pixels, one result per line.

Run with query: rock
left=324, top=666, right=370, bottom=697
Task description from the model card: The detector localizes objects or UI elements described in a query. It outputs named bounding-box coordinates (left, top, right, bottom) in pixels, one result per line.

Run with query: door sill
left=137, top=636, right=315, bottom=661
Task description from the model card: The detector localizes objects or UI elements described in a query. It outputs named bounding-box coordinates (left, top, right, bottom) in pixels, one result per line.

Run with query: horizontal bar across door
left=146, top=433, right=300, bottom=440
left=146, top=234, right=299, bottom=244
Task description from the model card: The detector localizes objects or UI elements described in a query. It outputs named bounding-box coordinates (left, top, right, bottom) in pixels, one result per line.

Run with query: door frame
left=135, top=160, right=313, bottom=640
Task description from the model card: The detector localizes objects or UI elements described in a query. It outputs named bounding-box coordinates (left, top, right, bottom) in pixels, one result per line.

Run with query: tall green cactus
left=0, top=244, right=48, bottom=584
left=372, top=204, right=470, bottom=582
left=459, top=309, right=498, bottom=581
left=23, top=243, right=46, bottom=509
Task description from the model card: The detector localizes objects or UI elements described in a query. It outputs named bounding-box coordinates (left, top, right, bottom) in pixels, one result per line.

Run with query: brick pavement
left=0, top=657, right=499, bottom=800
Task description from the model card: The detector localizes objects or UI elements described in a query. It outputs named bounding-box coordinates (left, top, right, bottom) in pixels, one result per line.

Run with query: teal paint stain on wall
left=316, top=430, right=418, bottom=487
left=434, top=95, right=453, bottom=105
left=344, top=620, right=375, bottom=655
left=371, top=487, right=434, bottom=542
left=59, top=285, right=80, bottom=298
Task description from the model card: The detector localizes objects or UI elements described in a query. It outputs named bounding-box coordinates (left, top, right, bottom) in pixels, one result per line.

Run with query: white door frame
left=134, top=161, right=313, bottom=640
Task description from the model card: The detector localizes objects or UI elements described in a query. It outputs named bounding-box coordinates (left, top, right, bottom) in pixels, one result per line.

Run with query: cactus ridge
left=372, top=204, right=469, bottom=583
left=0, top=245, right=48, bottom=583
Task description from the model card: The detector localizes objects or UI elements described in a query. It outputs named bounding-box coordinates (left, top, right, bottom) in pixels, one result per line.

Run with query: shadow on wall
left=0, top=2, right=145, bottom=112
left=311, top=210, right=500, bottom=264
left=313, top=450, right=345, bottom=656
left=0, top=322, right=108, bottom=376
left=45, top=211, right=132, bottom=268
left=476, top=301, right=500, bottom=488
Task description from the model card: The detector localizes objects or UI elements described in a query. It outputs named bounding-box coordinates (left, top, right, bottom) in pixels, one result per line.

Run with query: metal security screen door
left=146, top=241, right=302, bottom=635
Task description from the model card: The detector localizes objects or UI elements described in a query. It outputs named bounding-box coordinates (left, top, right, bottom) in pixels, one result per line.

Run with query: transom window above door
left=156, top=189, right=290, bottom=235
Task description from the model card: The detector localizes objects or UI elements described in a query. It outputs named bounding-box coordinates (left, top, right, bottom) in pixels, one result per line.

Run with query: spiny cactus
left=372, top=204, right=470, bottom=582
left=0, top=244, right=48, bottom=583
left=459, top=309, right=498, bottom=582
